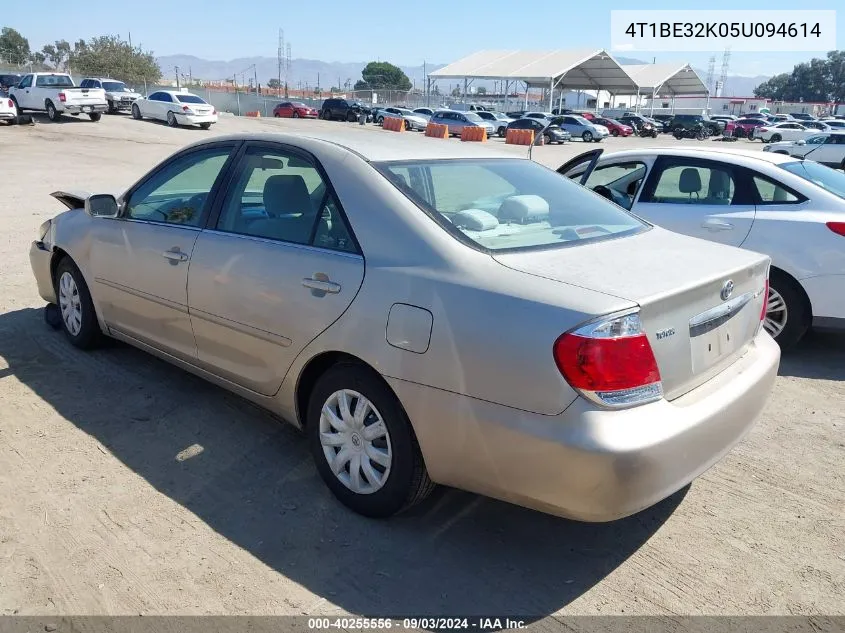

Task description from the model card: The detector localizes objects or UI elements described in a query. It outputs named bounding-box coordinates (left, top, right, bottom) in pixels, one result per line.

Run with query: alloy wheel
left=58, top=272, right=83, bottom=336
left=764, top=286, right=788, bottom=338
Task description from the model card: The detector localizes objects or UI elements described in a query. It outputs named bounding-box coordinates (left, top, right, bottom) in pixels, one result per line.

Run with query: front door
left=632, top=156, right=756, bottom=247
left=187, top=143, right=365, bottom=395
left=89, top=143, right=237, bottom=359
left=16, top=74, right=34, bottom=109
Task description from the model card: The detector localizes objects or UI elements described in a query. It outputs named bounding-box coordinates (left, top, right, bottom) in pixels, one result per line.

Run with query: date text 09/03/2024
left=307, top=618, right=528, bottom=630
left=624, top=22, right=821, bottom=38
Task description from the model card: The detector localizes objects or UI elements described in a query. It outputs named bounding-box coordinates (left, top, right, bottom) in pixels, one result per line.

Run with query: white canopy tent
left=620, top=64, right=709, bottom=114
left=428, top=49, right=642, bottom=112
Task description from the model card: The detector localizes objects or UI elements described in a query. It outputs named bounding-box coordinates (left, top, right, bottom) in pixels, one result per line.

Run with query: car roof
left=159, top=90, right=202, bottom=97
left=184, top=131, right=518, bottom=162
left=596, top=146, right=802, bottom=166
left=86, top=77, right=124, bottom=81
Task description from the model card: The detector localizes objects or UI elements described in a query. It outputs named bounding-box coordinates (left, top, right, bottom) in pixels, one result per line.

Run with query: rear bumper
left=30, top=241, right=56, bottom=304
left=801, top=274, right=845, bottom=323
left=62, top=104, right=108, bottom=114
left=390, top=331, right=780, bottom=521
left=0, top=111, right=15, bottom=120
left=176, top=113, right=218, bottom=125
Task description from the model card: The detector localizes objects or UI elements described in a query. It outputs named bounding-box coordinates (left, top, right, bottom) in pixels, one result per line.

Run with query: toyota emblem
left=720, top=280, right=734, bottom=301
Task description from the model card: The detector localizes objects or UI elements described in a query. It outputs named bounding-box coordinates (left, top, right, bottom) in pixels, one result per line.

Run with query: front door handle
left=701, top=219, right=734, bottom=231
left=162, top=249, right=188, bottom=262
left=302, top=276, right=341, bottom=294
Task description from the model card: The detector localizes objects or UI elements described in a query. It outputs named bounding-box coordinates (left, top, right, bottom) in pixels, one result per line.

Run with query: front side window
left=806, top=135, right=826, bottom=144
left=215, top=147, right=357, bottom=253
left=580, top=162, right=648, bottom=210
left=644, top=162, right=736, bottom=205
left=125, top=147, right=233, bottom=226
left=375, top=159, right=646, bottom=252
left=19, top=75, right=32, bottom=88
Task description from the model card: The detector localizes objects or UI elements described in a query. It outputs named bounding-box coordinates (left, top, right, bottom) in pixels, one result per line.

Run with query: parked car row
left=3, top=72, right=218, bottom=130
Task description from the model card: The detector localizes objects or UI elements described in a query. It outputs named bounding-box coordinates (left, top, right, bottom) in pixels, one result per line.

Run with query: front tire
left=770, top=133, right=782, bottom=143
left=54, top=258, right=102, bottom=350
left=611, top=129, right=619, bottom=137
left=497, top=126, right=506, bottom=138
left=582, top=130, right=593, bottom=142
left=107, top=101, right=116, bottom=114
left=765, top=269, right=810, bottom=348
left=132, top=104, right=142, bottom=120
left=307, top=363, right=434, bottom=518
left=292, top=111, right=299, bottom=118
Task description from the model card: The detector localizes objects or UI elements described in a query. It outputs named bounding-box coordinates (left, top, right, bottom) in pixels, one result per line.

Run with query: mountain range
left=156, top=54, right=768, bottom=97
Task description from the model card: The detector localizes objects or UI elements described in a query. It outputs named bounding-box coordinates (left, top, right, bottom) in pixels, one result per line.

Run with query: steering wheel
left=187, top=192, right=208, bottom=213
left=593, top=185, right=616, bottom=201
left=593, top=185, right=630, bottom=209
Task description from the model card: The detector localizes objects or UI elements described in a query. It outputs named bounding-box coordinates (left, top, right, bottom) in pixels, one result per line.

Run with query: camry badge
left=720, top=280, right=734, bottom=301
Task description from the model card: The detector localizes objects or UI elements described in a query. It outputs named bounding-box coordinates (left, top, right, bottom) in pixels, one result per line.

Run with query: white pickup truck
left=10, top=73, right=108, bottom=122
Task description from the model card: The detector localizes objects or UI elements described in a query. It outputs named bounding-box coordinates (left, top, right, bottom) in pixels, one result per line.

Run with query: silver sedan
left=30, top=131, right=779, bottom=520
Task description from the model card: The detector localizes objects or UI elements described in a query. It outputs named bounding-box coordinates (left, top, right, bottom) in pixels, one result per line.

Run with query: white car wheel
left=319, top=389, right=392, bottom=494
left=764, top=287, right=788, bottom=339
left=58, top=271, right=83, bottom=336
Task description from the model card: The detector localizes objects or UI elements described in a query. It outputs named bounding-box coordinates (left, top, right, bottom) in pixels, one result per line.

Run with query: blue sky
left=3, top=0, right=842, bottom=76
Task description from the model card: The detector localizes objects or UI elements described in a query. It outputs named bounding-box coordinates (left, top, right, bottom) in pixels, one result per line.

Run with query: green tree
left=353, top=61, right=411, bottom=91
left=753, top=73, right=790, bottom=99
left=268, top=78, right=281, bottom=88
left=69, top=35, right=161, bottom=83
left=753, top=50, right=845, bottom=102
left=476, top=86, right=487, bottom=95
left=29, top=50, right=47, bottom=67
left=0, top=27, right=30, bottom=65
left=41, top=40, right=71, bottom=70
left=451, top=87, right=461, bottom=97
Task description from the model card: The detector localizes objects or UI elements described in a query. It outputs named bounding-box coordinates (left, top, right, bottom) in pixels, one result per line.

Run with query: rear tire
left=497, top=126, right=506, bottom=138
left=307, top=363, right=435, bottom=518
left=199, top=122, right=212, bottom=130
left=167, top=111, right=178, bottom=127
left=765, top=269, right=810, bottom=349
left=611, top=129, right=619, bottom=137
left=293, top=111, right=299, bottom=118
left=46, top=101, right=60, bottom=122
left=770, top=133, right=782, bottom=143
left=107, top=101, right=116, bottom=114
left=54, top=257, right=102, bottom=350
left=89, top=113, right=101, bottom=122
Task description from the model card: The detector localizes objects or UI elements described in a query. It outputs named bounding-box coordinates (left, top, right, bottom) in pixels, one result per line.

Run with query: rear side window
left=752, top=176, right=804, bottom=204
left=375, top=158, right=646, bottom=252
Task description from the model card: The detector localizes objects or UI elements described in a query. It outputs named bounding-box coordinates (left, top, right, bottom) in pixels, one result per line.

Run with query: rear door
left=804, top=134, right=845, bottom=166
left=632, top=155, right=757, bottom=247
left=187, top=142, right=365, bottom=395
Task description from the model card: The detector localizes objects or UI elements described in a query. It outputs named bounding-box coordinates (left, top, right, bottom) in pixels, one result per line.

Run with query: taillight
left=182, top=105, right=190, bottom=112
left=827, top=222, right=845, bottom=236
left=6, top=99, right=12, bottom=108
left=58, top=92, right=66, bottom=103
left=553, top=311, right=663, bottom=408
left=759, top=127, right=769, bottom=132
left=760, top=278, right=769, bottom=322
left=212, top=108, right=217, bottom=115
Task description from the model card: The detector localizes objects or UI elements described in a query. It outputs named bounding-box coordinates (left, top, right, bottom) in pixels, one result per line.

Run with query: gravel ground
left=0, top=113, right=843, bottom=619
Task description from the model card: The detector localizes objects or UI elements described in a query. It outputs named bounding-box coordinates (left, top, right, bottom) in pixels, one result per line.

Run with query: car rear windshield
left=175, top=94, right=206, bottom=104
left=102, top=81, right=127, bottom=91
left=781, top=160, right=845, bottom=200
left=35, top=75, right=74, bottom=88
left=374, top=159, right=647, bottom=252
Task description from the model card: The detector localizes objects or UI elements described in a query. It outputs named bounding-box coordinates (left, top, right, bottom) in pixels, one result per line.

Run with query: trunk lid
left=494, top=227, right=769, bottom=400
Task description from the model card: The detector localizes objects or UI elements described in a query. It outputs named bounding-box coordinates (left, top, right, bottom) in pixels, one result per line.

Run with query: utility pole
left=254, top=65, right=258, bottom=94
left=189, top=66, right=193, bottom=87
left=175, top=66, right=180, bottom=89
left=278, top=29, right=284, bottom=96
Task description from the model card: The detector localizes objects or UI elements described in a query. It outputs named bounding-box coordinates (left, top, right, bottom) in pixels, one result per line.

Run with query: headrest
left=453, top=208, right=499, bottom=231
left=678, top=168, right=702, bottom=194
left=497, top=195, right=550, bottom=223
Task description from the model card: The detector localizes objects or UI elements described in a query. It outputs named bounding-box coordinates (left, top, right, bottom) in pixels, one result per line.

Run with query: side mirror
left=85, top=194, right=119, bottom=218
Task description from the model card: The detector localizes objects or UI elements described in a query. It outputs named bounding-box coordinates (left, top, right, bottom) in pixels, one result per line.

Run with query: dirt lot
left=0, top=113, right=843, bottom=618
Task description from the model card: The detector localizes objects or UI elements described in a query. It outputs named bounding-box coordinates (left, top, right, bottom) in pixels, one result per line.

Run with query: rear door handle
left=162, top=249, right=188, bottom=262
left=302, top=277, right=341, bottom=294
left=701, top=219, right=734, bottom=231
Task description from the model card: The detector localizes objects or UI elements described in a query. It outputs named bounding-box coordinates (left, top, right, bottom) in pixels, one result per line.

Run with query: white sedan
left=763, top=131, right=845, bottom=168
left=131, top=90, right=218, bottom=129
left=561, top=147, right=845, bottom=347
left=0, top=94, right=17, bottom=123
left=755, top=121, right=815, bottom=143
